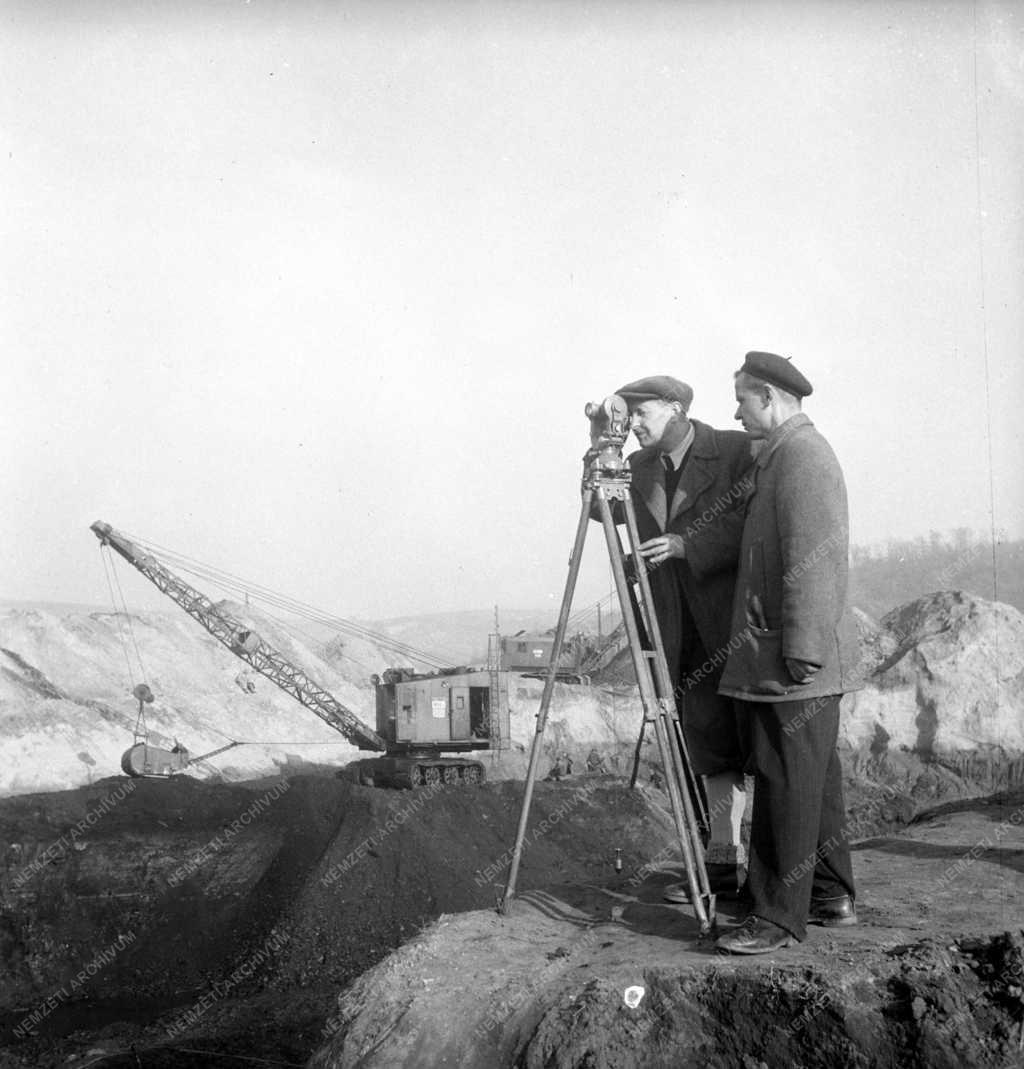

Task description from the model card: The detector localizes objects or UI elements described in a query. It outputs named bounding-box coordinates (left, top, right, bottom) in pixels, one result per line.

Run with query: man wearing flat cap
left=714, top=352, right=862, bottom=955
left=606, top=374, right=757, bottom=897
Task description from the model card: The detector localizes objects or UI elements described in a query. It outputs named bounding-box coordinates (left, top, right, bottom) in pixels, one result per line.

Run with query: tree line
left=848, top=529, right=1023, bottom=620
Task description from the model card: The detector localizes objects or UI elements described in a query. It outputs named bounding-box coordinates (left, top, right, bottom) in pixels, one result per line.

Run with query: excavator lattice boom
left=92, top=521, right=504, bottom=787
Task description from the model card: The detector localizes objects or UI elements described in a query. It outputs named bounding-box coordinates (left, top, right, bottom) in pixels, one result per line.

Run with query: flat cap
left=739, top=351, right=813, bottom=398
left=615, top=375, right=693, bottom=410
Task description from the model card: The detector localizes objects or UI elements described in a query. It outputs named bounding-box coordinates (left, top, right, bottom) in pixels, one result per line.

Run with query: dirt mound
left=277, top=775, right=671, bottom=990
left=510, top=933, right=1024, bottom=1069
left=0, top=769, right=673, bottom=1067
left=845, top=591, right=1024, bottom=757
left=0, top=604, right=378, bottom=794
left=836, top=592, right=1024, bottom=832
left=309, top=790, right=1024, bottom=1068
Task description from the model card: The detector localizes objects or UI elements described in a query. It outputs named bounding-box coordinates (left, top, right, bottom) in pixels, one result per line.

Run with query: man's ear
left=760, top=384, right=774, bottom=407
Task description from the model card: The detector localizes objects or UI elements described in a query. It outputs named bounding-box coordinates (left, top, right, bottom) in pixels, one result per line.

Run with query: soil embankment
left=2, top=770, right=1022, bottom=1068
left=0, top=770, right=671, bottom=1067
left=312, top=789, right=1024, bottom=1068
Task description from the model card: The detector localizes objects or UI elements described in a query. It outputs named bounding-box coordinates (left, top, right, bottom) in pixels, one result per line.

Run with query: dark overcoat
left=625, top=419, right=757, bottom=683
left=719, top=413, right=862, bottom=702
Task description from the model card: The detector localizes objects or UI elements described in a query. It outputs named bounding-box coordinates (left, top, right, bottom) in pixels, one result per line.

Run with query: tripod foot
left=698, top=893, right=717, bottom=938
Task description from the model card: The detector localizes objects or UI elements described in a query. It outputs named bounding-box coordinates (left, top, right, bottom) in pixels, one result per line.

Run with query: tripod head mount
left=583, top=394, right=631, bottom=484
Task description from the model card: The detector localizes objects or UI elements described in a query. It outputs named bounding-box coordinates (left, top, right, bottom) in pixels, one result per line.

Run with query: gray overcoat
left=718, top=413, right=862, bottom=702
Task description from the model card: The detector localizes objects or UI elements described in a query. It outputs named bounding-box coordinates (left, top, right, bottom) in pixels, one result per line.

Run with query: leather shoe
left=663, top=863, right=745, bottom=902
left=714, top=915, right=793, bottom=955
left=808, top=895, right=857, bottom=927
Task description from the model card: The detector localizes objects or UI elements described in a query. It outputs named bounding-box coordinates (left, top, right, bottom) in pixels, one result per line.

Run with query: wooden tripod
left=498, top=458, right=716, bottom=933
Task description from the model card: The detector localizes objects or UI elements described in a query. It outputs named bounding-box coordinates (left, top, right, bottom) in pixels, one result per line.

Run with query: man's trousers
left=736, top=693, right=856, bottom=941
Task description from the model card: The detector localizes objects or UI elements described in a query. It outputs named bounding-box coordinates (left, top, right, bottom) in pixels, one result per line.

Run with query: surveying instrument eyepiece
left=584, top=393, right=630, bottom=440
left=583, top=395, right=630, bottom=480
left=498, top=394, right=716, bottom=934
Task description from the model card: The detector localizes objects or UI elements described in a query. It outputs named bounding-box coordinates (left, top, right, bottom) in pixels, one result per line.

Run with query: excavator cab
left=350, top=667, right=509, bottom=788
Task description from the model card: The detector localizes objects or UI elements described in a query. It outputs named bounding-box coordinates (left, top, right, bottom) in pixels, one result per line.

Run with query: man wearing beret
left=607, top=375, right=758, bottom=896
left=714, top=352, right=862, bottom=955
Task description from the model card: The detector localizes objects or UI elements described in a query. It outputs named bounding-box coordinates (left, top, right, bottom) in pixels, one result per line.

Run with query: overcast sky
left=2, top=0, right=1021, bottom=623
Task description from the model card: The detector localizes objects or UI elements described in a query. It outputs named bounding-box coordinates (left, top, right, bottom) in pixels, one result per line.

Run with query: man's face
left=629, top=399, right=679, bottom=449
left=733, top=375, right=772, bottom=438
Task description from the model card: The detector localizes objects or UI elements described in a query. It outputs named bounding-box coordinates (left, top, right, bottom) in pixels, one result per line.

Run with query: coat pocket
left=730, top=625, right=799, bottom=697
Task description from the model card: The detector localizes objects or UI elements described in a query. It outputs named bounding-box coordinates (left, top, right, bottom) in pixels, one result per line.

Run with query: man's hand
left=638, top=534, right=686, bottom=568
left=785, top=657, right=820, bottom=685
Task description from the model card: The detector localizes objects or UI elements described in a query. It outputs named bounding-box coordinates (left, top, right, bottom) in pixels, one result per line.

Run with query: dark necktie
left=662, top=454, right=682, bottom=504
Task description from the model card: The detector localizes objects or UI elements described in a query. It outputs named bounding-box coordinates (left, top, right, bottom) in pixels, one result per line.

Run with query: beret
left=739, top=351, right=813, bottom=398
left=615, top=375, right=694, bottom=410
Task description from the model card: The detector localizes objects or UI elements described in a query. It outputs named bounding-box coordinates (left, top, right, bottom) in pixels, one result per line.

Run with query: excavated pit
left=0, top=770, right=673, bottom=1066
left=1, top=769, right=1022, bottom=1067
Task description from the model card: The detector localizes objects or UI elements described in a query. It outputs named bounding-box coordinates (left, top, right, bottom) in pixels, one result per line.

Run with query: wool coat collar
left=630, top=419, right=721, bottom=529
left=757, top=411, right=813, bottom=466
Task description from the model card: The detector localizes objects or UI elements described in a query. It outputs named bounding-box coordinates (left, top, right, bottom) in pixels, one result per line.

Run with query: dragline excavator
left=91, top=521, right=507, bottom=788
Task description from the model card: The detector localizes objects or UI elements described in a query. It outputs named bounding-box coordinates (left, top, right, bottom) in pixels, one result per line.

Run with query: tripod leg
left=603, top=525, right=653, bottom=791
left=671, top=718, right=710, bottom=839
left=596, top=492, right=714, bottom=933
left=619, top=496, right=710, bottom=832
left=628, top=716, right=646, bottom=789
left=613, top=516, right=709, bottom=827
left=499, top=490, right=592, bottom=915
